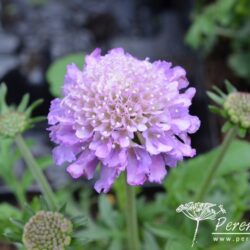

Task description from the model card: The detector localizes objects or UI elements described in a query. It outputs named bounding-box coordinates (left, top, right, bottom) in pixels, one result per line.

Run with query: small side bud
left=224, top=92, right=250, bottom=129
left=22, top=211, right=73, bottom=250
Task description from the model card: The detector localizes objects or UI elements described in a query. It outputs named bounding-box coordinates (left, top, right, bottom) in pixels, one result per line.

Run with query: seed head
left=22, top=211, right=72, bottom=250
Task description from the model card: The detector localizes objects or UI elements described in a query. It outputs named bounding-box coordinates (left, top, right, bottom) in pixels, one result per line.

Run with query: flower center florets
left=22, top=211, right=72, bottom=250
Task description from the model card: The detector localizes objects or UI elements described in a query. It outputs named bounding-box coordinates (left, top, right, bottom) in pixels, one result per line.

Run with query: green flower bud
left=0, top=83, right=44, bottom=138
left=22, top=211, right=73, bottom=250
left=224, top=92, right=250, bottom=129
left=0, top=111, right=27, bottom=137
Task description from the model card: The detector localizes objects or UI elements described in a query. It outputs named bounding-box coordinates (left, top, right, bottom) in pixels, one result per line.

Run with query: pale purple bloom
left=48, top=48, right=200, bottom=193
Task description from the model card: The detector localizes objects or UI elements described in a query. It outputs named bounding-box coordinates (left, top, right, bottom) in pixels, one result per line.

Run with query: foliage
left=46, top=53, right=85, bottom=97
left=186, top=0, right=250, bottom=82
left=0, top=138, right=52, bottom=207
left=0, top=54, right=249, bottom=249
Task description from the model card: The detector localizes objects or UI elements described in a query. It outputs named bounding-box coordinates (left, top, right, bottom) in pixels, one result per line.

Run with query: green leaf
left=0, top=203, right=21, bottom=241
left=109, top=239, right=123, bottom=250
left=71, top=215, right=88, bottom=228
left=143, top=230, right=161, bottom=250
left=212, top=86, right=227, bottom=98
left=233, top=241, right=250, bottom=250
left=228, top=52, right=250, bottom=79
left=9, top=218, right=24, bottom=229
left=237, top=127, right=247, bottom=138
left=207, top=91, right=224, bottom=105
left=39, top=196, right=50, bottom=211
left=17, top=93, right=30, bottom=112
left=164, top=239, right=194, bottom=250
left=99, top=195, right=116, bottom=229
left=21, top=155, right=52, bottom=190
left=224, top=80, right=237, bottom=93
left=0, top=83, right=8, bottom=113
left=25, top=99, right=43, bottom=116
left=82, top=223, right=111, bottom=241
left=46, top=53, right=85, bottom=97
left=167, top=139, right=250, bottom=193
left=145, top=223, right=191, bottom=244
left=208, top=105, right=226, bottom=117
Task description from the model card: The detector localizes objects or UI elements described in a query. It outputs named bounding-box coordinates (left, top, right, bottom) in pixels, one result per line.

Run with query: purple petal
left=126, top=147, right=151, bottom=185
left=148, top=155, right=167, bottom=183
left=67, top=150, right=98, bottom=179
left=53, top=145, right=77, bottom=165
left=94, top=165, right=120, bottom=193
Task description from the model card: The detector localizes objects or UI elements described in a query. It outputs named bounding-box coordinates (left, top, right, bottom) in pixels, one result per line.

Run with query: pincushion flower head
left=48, top=48, right=200, bottom=193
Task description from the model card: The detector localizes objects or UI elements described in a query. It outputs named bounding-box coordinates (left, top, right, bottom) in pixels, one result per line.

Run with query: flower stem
left=125, top=179, right=140, bottom=250
left=195, top=127, right=237, bottom=201
left=15, top=134, right=57, bottom=211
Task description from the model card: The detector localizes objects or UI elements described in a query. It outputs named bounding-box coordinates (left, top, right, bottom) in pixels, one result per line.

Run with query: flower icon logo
left=176, top=202, right=226, bottom=247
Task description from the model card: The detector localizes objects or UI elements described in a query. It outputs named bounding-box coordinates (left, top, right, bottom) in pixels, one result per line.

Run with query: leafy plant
left=186, top=0, right=250, bottom=82
left=0, top=138, right=52, bottom=207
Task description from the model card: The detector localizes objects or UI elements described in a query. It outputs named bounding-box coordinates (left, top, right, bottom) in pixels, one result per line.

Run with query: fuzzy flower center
left=64, top=53, right=176, bottom=142
left=22, top=211, right=72, bottom=250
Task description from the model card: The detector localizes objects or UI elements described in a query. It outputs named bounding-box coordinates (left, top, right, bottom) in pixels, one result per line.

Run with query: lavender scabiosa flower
left=48, top=48, right=200, bottom=193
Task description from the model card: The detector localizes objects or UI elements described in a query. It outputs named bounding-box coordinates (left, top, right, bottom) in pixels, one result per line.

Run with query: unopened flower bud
left=0, top=111, right=27, bottom=137
left=224, top=92, right=250, bottom=129
left=22, top=211, right=72, bottom=250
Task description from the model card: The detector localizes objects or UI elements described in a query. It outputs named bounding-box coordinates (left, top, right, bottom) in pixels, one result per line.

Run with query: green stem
left=195, top=127, right=237, bottom=201
left=15, top=134, right=57, bottom=211
left=125, top=178, right=140, bottom=250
